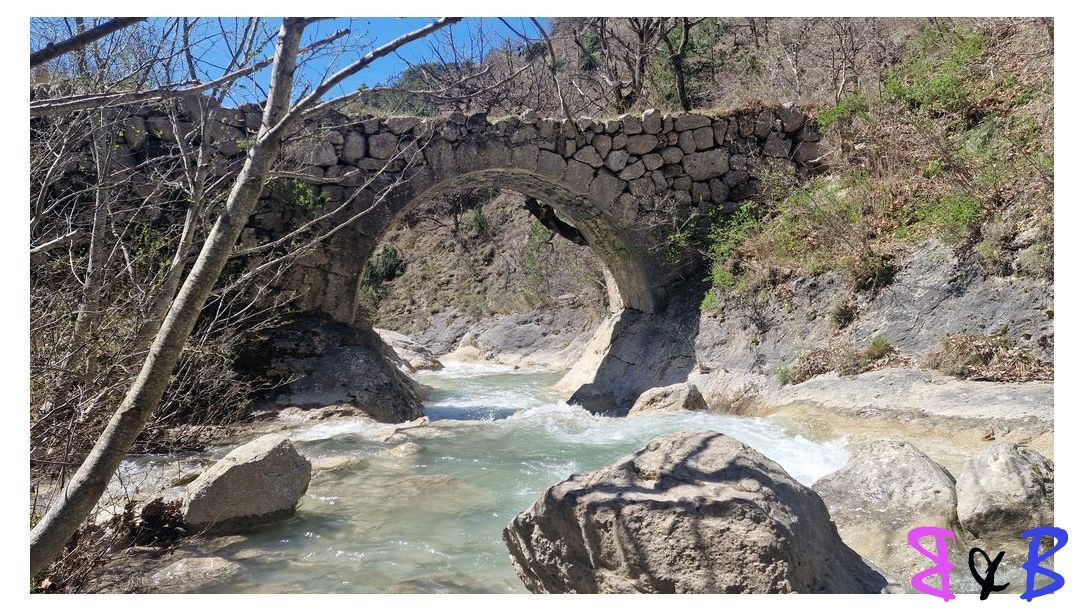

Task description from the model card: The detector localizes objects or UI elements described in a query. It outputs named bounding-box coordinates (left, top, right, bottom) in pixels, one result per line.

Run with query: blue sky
left=191, top=17, right=551, bottom=103
left=317, top=18, right=546, bottom=85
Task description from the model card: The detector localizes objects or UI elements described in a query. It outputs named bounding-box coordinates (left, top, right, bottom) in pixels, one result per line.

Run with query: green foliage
left=470, top=205, right=490, bottom=237
left=520, top=220, right=553, bottom=308
left=868, top=335, right=891, bottom=359
left=647, top=19, right=736, bottom=110
left=775, top=366, right=791, bottom=385
left=357, top=246, right=405, bottom=323
left=885, top=26, right=987, bottom=116
left=266, top=178, right=327, bottom=212
left=698, top=201, right=762, bottom=310
left=707, top=201, right=760, bottom=264
left=914, top=192, right=982, bottom=242
left=699, top=289, right=718, bottom=313
left=364, top=246, right=405, bottom=284
left=816, top=92, right=870, bottom=129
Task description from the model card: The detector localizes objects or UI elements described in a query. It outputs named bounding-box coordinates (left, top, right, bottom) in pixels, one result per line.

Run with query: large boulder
left=182, top=435, right=311, bottom=534
left=956, top=443, right=1054, bottom=541
left=627, top=382, right=709, bottom=415
left=235, top=313, right=426, bottom=423
left=376, top=327, right=443, bottom=372
left=503, top=430, right=888, bottom=593
left=812, top=439, right=962, bottom=586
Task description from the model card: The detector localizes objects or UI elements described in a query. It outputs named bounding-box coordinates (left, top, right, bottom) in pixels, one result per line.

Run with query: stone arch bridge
left=110, top=100, right=821, bottom=416
left=242, top=104, right=822, bottom=325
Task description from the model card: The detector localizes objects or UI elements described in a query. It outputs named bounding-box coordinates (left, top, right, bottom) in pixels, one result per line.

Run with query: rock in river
left=627, top=382, right=709, bottom=415
left=182, top=434, right=311, bottom=534
left=146, top=557, right=244, bottom=593
left=376, top=327, right=444, bottom=372
left=503, top=430, right=888, bottom=593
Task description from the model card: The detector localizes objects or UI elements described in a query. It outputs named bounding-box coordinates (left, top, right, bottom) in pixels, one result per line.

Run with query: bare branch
left=31, top=18, right=146, bottom=67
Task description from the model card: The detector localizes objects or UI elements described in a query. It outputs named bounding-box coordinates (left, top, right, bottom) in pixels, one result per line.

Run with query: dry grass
left=923, top=334, right=1052, bottom=382
left=786, top=336, right=911, bottom=385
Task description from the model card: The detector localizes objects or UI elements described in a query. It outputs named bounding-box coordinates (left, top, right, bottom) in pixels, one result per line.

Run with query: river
left=133, top=361, right=852, bottom=593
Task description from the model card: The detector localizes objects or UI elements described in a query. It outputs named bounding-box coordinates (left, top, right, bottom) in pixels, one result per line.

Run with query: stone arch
left=245, top=105, right=819, bottom=414
left=263, top=105, right=820, bottom=327
left=336, top=166, right=667, bottom=323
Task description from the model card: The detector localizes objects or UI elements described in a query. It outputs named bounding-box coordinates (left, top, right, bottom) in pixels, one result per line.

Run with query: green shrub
left=266, top=178, right=327, bottom=212
left=817, top=92, right=871, bottom=129
left=470, top=205, right=490, bottom=237
left=885, top=26, right=986, bottom=117
left=365, top=246, right=405, bottom=283
left=915, top=192, right=983, bottom=242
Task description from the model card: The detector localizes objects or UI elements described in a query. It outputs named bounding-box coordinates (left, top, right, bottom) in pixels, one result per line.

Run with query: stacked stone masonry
left=100, top=100, right=822, bottom=320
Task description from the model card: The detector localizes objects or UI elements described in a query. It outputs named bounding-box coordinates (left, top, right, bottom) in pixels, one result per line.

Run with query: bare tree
left=30, top=16, right=461, bottom=577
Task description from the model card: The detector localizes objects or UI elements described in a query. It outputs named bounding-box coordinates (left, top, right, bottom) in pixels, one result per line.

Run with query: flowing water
left=140, top=361, right=853, bottom=593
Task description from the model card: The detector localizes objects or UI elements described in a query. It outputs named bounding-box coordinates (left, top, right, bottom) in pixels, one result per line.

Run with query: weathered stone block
left=537, top=149, right=566, bottom=178
left=641, top=108, right=662, bottom=134
left=563, top=159, right=595, bottom=192
left=682, top=150, right=729, bottom=181
left=678, top=130, right=696, bottom=153
left=368, top=133, right=398, bottom=159
left=589, top=169, right=625, bottom=205
left=512, top=144, right=540, bottom=172
left=674, top=113, right=711, bottom=131
left=604, top=150, right=629, bottom=172
left=660, top=146, right=683, bottom=164
left=618, top=160, right=646, bottom=180
left=693, top=126, right=714, bottom=150
left=341, top=131, right=366, bottom=162
left=709, top=178, right=729, bottom=203
left=625, top=134, right=658, bottom=155
left=642, top=153, right=663, bottom=171
left=692, top=181, right=711, bottom=203
left=778, top=103, right=805, bottom=132
left=574, top=145, right=604, bottom=168
left=592, top=134, right=613, bottom=158
left=764, top=132, right=792, bottom=158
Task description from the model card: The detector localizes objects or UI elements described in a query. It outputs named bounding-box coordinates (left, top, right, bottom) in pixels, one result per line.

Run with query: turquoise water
left=198, top=361, right=851, bottom=593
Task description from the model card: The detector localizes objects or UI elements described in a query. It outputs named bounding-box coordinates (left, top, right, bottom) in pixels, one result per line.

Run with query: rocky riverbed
left=69, top=288, right=1053, bottom=594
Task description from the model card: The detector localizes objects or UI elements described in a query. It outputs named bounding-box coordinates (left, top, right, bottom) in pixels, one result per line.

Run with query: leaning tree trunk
left=30, top=15, right=461, bottom=577
left=29, top=20, right=307, bottom=577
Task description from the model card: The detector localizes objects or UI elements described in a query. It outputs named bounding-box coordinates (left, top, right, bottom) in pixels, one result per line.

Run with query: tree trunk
left=66, top=120, right=112, bottom=383
left=30, top=15, right=461, bottom=577
left=29, top=19, right=307, bottom=576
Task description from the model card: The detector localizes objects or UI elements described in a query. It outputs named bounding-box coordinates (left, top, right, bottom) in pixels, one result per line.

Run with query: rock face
left=182, top=435, right=312, bottom=535
left=628, top=382, right=709, bottom=415
left=812, top=439, right=961, bottom=586
left=956, top=443, right=1054, bottom=541
left=694, top=240, right=1053, bottom=380
left=376, top=327, right=443, bottom=371
left=559, top=290, right=703, bottom=414
left=503, top=430, right=888, bottom=593
left=235, top=313, right=425, bottom=423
